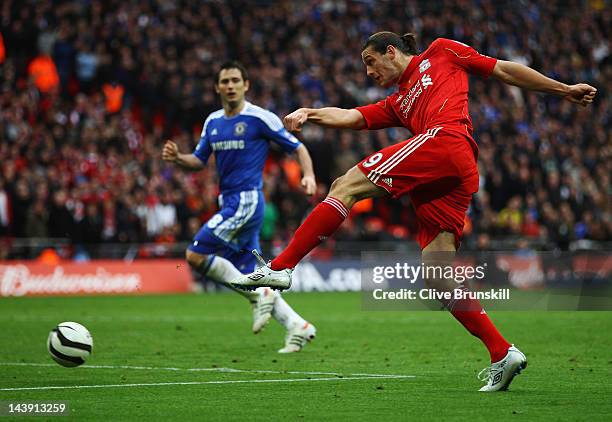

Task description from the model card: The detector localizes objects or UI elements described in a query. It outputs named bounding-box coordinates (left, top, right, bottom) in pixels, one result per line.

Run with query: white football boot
left=478, top=345, right=527, bottom=392
left=231, top=250, right=292, bottom=291
left=278, top=322, right=316, bottom=353
left=252, top=288, right=278, bottom=334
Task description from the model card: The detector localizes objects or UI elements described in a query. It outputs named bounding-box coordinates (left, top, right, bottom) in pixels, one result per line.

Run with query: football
left=47, top=322, right=94, bottom=367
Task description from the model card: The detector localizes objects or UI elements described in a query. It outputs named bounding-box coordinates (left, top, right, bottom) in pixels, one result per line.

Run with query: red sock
left=271, top=197, right=348, bottom=270
left=445, top=286, right=511, bottom=362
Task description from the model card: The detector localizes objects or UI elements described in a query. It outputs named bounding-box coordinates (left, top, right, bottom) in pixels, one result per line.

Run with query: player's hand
left=564, top=83, right=597, bottom=107
left=162, top=140, right=179, bottom=162
left=301, top=175, right=316, bottom=196
left=284, top=108, right=309, bottom=132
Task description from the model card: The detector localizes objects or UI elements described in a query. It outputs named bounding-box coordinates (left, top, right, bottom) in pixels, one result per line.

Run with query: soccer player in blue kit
left=162, top=61, right=316, bottom=353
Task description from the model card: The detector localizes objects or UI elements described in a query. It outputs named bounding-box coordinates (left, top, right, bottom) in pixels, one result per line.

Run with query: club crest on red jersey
left=419, top=59, right=431, bottom=73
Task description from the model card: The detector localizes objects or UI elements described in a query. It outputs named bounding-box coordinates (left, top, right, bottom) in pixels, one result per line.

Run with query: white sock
left=200, top=256, right=258, bottom=302
left=272, top=294, right=306, bottom=330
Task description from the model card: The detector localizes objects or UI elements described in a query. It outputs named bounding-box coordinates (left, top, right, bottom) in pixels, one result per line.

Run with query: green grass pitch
left=1, top=292, right=611, bottom=421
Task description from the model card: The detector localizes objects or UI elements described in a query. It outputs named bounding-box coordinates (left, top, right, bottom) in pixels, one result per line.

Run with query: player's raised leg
left=421, top=232, right=527, bottom=391
left=231, top=166, right=387, bottom=290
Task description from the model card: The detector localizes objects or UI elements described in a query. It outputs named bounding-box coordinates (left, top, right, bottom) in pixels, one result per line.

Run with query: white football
left=47, top=322, right=93, bottom=367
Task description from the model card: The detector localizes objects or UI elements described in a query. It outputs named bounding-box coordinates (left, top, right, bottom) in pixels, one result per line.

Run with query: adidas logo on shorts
left=382, top=177, right=393, bottom=187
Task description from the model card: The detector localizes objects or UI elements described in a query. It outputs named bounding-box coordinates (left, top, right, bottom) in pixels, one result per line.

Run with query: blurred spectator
left=75, top=41, right=99, bottom=93
left=0, top=33, right=5, bottom=64
left=144, top=191, right=177, bottom=238
left=48, top=190, right=75, bottom=239
left=0, top=179, right=9, bottom=235
left=24, top=199, right=49, bottom=238
left=10, top=180, right=31, bottom=237
left=521, top=213, right=541, bottom=239
left=102, top=82, right=124, bottom=114
left=75, top=203, right=103, bottom=245
left=261, top=188, right=280, bottom=241
left=27, top=54, right=59, bottom=94
left=498, top=196, right=523, bottom=235
left=37, top=248, right=61, bottom=265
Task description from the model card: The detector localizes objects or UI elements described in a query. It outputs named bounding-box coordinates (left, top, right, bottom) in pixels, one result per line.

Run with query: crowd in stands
left=0, top=0, right=609, bottom=258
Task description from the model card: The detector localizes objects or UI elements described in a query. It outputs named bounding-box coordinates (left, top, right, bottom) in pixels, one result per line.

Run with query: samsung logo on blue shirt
left=211, top=140, right=245, bottom=151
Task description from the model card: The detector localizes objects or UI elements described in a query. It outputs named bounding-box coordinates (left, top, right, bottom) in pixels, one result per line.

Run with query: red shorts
left=357, top=126, right=479, bottom=250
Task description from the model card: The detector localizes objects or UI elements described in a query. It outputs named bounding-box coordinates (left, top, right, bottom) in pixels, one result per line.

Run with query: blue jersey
left=193, top=102, right=301, bottom=193
left=189, top=102, right=301, bottom=273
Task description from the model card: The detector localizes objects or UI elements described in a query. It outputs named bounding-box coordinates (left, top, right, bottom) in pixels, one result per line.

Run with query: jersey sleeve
left=193, top=117, right=213, bottom=164
left=437, top=38, right=497, bottom=78
left=258, top=111, right=302, bottom=153
left=354, top=96, right=402, bottom=130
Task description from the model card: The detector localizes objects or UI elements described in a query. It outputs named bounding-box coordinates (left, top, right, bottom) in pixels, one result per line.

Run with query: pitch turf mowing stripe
left=0, top=375, right=414, bottom=391
left=0, top=362, right=414, bottom=378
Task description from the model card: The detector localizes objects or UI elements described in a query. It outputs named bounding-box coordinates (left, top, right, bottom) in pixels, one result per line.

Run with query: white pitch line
left=0, top=362, right=411, bottom=379
left=0, top=375, right=413, bottom=392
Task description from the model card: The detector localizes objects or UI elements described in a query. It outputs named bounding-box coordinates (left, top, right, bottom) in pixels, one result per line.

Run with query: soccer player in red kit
left=232, top=32, right=597, bottom=391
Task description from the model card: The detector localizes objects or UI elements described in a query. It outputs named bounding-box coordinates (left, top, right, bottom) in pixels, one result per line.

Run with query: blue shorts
left=188, top=189, right=264, bottom=273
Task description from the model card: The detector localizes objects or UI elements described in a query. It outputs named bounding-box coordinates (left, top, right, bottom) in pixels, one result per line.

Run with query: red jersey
left=356, top=38, right=497, bottom=154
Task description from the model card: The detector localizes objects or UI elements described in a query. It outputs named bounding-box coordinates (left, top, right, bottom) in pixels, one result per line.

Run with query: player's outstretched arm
left=491, top=60, right=597, bottom=106
left=294, top=144, right=316, bottom=195
left=284, top=107, right=366, bottom=132
left=162, top=140, right=205, bottom=171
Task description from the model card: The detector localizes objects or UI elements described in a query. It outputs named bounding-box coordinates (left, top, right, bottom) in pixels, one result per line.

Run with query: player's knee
left=185, top=250, right=207, bottom=269
left=421, top=232, right=458, bottom=290
left=329, top=173, right=357, bottom=204
left=421, top=264, right=457, bottom=290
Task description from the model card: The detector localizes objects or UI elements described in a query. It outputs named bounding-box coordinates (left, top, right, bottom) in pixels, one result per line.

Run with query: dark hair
left=215, top=60, right=249, bottom=83
left=362, top=31, right=418, bottom=56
